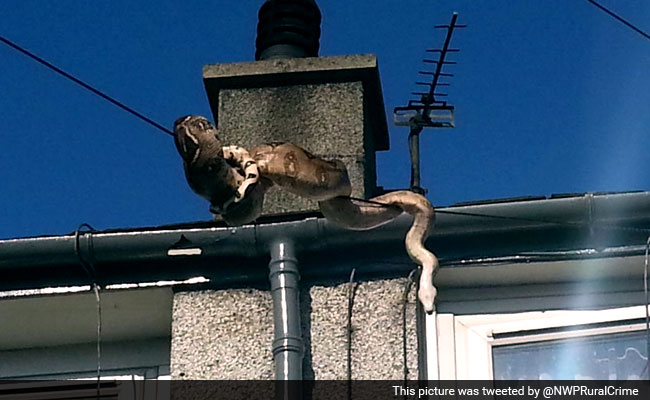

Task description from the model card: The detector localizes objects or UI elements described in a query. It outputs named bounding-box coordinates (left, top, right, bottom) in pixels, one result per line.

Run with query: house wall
left=1, top=253, right=646, bottom=381
left=170, top=277, right=419, bottom=379
left=170, top=288, right=274, bottom=379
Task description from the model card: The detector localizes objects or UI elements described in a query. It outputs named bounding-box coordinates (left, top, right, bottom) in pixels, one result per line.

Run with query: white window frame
left=426, top=305, right=649, bottom=380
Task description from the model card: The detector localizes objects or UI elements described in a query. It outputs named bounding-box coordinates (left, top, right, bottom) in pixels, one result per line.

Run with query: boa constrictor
left=173, top=115, right=439, bottom=312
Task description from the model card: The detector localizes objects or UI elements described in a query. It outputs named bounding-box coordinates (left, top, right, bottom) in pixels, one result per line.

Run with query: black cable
left=154, top=367, right=160, bottom=399
left=346, top=268, right=357, bottom=395
left=348, top=196, right=402, bottom=210
left=639, top=236, right=650, bottom=380
left=436, top=208, right=598, bottom=230
left=91, top=283, right=102, bottom=400
left=437, top=208, right=650, bottom=234
left=74, top=223, right=97, bottom=280
left=402, top=269, right=417, bottom=391
left=131, top=375, right=137, bottom=400
left=347, top=195, right=650, bottom=234
left=74, top=223, right=102, bottom=399
left=586, top=0, right=650, bottom=41
left=0, top=35, right=174, bottom=136
left=139, top=369, right=147, bottom=400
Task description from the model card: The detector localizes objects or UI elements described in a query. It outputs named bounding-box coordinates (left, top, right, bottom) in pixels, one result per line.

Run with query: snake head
left=418, top=284, right=437, bottom=314
left=173, top=115, right=222, bottom=163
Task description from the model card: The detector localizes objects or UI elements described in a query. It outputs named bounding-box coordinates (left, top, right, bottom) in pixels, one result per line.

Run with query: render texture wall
left=170, top=277, right=419, bottom=379
left=302, top=278, right=419, bottom=380
left=170, top=288, right=274, bottom=379
left=202, top=54, right=389, bottom=216
left=218, top=82, right=373, bottom=215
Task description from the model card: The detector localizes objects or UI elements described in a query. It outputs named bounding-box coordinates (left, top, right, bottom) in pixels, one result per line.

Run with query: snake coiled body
left=174, top=116, right=439, bottom=312
left=319, top=192, right=438, bottom=312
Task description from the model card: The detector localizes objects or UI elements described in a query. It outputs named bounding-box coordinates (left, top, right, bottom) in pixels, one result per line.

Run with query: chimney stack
left=202, top=0, right=389, bottom=216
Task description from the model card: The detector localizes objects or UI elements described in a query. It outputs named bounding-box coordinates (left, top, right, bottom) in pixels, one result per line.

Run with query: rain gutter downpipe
left=268, top=238, right=304, bottom=385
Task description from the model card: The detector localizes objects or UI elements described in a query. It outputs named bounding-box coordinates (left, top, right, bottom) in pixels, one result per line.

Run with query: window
left=426, top=305, right=649, bottom=380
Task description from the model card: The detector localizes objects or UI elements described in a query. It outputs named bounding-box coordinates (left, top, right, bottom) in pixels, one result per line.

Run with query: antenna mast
left=394, top=12, right=465, bottom=194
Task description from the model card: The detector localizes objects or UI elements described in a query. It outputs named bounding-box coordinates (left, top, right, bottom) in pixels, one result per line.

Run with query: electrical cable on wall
left=402, top=269, right=417, bottom=389
left=346, top=268, right=357, bottom=396
left=636, top=235, right=650, bottom=380
left=74, top=223, right=102, bottom=399
left=131, top=376, right=137, bottom=400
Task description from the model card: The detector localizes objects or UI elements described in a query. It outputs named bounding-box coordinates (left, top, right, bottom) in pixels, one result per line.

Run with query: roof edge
left=1, top=192, right=649, bottom=291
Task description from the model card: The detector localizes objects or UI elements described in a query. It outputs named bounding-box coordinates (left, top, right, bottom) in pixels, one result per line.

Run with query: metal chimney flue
left=255, top=0, right=321, bottom=60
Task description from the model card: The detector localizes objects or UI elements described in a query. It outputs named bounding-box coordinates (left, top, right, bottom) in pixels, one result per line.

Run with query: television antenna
left=393, top=12, right=465, bottom=194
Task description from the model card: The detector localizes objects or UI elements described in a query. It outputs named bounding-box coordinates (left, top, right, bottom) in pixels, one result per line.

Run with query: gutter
left=1, top=192, right=649, bottom=291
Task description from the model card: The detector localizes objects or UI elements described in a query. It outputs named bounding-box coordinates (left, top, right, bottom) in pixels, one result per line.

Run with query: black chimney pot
left=255, top=0, right=321, bottom=60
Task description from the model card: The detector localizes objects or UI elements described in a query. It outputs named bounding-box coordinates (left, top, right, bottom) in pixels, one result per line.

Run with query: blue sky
left=1, top=0, right=649, bottom=239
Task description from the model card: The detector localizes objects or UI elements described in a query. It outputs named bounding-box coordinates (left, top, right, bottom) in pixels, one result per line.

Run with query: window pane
left=493, top=331, right=649, bottom=380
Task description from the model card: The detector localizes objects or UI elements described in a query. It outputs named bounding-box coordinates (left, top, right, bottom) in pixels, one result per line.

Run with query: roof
left=1, top=191, right=649, bottom=292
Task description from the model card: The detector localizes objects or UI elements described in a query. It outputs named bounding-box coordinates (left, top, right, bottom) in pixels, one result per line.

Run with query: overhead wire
left=348, top=195, right=650, bottom=234
left=435, top=208, right=650, bottom=234
left=586, top=0, right=650, bottom=42
left=0, top=35, right=174, bottom=136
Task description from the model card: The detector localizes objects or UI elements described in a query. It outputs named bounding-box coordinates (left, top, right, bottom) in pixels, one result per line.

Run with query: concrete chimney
left=202, top=0, right=390, bottom=217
